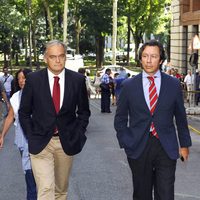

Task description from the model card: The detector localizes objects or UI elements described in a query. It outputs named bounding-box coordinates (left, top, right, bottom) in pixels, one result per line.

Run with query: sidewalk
left=185, top=102, right=200, bottom=121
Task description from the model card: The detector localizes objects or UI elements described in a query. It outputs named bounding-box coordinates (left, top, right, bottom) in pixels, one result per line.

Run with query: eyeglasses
left=48, top=54, right=66, bottom=61
left=142, top=54, right=160, bottom=60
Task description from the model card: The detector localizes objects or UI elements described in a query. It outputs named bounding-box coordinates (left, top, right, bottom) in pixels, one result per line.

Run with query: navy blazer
left=114, top=72, right=192, bottom=160
left=19, top=68, right=90, bottom=155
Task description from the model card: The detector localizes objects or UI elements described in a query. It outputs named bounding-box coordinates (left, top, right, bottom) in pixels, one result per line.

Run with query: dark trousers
left=25, top=169, right=37, bottom=200
left=195, top=89, right=200, bottom=105
left=127, top=136, right=177, bottom=200
left=19, top=150, right=37, bottom=200
left=101, top=88, right=111, bottom=112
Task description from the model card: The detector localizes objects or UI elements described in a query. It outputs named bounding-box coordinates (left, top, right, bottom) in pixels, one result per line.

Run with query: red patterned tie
left=148, top=76, right=159, bottom=138
left=53, top=76, right=60, bottom=113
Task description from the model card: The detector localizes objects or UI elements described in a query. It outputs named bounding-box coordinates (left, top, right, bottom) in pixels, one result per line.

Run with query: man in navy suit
left=19, top=40, right=90, bottom=200
left=114, top=40, right=192, bottom=200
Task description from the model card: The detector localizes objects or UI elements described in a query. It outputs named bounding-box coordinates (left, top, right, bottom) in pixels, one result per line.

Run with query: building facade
left=171, top=0, right=200, bottom=73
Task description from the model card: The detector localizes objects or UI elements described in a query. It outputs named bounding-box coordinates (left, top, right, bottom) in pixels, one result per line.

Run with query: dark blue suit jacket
left=19, top=68, right=90, bottom=155
left=114, top=71, right=192, bottom=160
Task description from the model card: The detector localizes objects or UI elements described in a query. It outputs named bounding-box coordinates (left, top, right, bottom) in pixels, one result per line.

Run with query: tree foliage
left=0, top=0, right=171, bottom=67
left=122, top=0, right=171, bottom=62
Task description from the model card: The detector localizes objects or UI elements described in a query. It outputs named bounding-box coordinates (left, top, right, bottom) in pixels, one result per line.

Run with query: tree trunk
left=27, top=0, right=32, bottom=68
left=75, top=18, right=82, bottom=54
left=127, top=7, right=131, bottom=65
left=57, top=10, right=62, bottom=28
left=63, top=0, right=68, bottom=44
left=112, top=0, right=118, bottom=66
left=44, top=10, right=49, bottom=37
left=134, top=33, right=143, bottom=67
left=95, top=35, right=105, bottom=68
left=15, top=53, right=19, bottom=66
left=32, top=18, right=37, bottom=64
left=43, top=0, right=54, bottom=40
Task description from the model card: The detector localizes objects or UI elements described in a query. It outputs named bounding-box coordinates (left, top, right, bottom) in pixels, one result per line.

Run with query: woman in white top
left=93, top=71, right=101, bottom=98
left=0, top=69, right=37, bottom=200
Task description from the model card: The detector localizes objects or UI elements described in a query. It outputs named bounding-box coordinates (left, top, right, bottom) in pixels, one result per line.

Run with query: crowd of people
left=92, top=59, right=199, bottom=109
left=0, top=39, right=194, bottom=200
left=163, top=62, right=200, bottom=105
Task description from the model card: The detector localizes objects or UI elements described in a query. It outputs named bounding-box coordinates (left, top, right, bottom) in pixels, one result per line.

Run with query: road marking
left=90, top=100, right=101, bottom=111
left=188, top=125, right=200, bottom=135
left=175, top=192, right=200, bottom=199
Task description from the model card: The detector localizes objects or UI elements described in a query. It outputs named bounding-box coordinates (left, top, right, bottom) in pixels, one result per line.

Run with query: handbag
left=0, top=100, right=8, bottom=118
left=100, top=82, right=110, bottom=90
left=0, top=100, right=8, bottom=132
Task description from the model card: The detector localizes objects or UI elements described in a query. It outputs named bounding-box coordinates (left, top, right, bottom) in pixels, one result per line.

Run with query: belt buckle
left=53, top=130, right=59, bottom=137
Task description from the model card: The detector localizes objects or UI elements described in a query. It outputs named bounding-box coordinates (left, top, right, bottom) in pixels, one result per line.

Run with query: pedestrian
left=114, top=68, right=127, bottom=104
left=93, top=71, right=101, bottom=99
left=19, top=40, right=91, bottom=200
left=114, top=40, right=192, bottom=200
left=113, top=72, right=119, bottom=105
left=184, top=69, right=194, bottom=103
left=100, top=68, right=112, bottom=113
left=0, top=68, right=37, bottom=200
left=0, top=81, right=10, bottom=132
left=86, top=70, right=96, bottom=98
left=0, top=66, right=14, bottom=100
left=78, top=68, right=96, bottom=98
left=195, top=70, right=200, bottom=105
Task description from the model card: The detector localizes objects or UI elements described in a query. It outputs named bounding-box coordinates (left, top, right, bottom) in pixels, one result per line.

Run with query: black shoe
left=101, top=111, right=105, bottom=113
left=106, top=111, right=112, bottom=113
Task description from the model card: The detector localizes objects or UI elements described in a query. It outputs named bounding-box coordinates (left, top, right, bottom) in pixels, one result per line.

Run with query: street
left=0, top=98, right=200, bottom=200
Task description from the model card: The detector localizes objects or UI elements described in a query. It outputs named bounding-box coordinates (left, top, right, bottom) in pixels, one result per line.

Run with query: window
left=181, top=0, right=190, bottom=13
left=193, top=0, right=200, bottom=12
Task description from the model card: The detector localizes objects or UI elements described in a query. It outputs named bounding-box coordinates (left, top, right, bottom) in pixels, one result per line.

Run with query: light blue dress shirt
left=142, top=70, right=161, bottom=110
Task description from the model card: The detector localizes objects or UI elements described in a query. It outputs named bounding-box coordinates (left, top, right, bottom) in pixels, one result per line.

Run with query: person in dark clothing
left=114, top=40, right=192, bottom=200
left=195, top=70, right=200, bottom=105
left=100, top=68, right=112, bottom=113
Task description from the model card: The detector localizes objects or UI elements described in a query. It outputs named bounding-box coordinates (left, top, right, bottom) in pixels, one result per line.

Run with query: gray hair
left=44, top=40, right=67, bottom=55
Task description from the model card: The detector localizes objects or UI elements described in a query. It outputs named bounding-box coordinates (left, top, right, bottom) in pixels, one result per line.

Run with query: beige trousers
left=30, top=137, right=73, bottom=200
left=186, top=84, right=194, bottom=103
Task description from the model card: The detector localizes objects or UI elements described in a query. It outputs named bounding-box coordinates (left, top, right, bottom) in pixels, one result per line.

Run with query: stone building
left=171, top=0, right=200, bottom=74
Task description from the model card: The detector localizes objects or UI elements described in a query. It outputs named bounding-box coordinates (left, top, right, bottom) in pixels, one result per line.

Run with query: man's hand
left=179, top=147, right=190, bottom=161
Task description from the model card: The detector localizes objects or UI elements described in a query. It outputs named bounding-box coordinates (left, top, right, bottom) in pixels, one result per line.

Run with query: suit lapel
left=60, top=69, right=70, bottom=112
left=42, top=69, right=56, bottom=114
left=154, top=72, right=168, bottom=114
left=137, top=73, right=150, bottom=113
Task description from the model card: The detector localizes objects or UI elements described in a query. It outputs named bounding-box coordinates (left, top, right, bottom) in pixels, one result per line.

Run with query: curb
left=187, top=114, right=200, bottom=121
left=186, top=107, right=200, bottom=115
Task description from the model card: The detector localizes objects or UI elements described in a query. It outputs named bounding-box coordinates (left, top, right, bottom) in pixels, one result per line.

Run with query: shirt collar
left=47, top=69, right=65, bottom=80
left=142, top=70, right=161, bottom=79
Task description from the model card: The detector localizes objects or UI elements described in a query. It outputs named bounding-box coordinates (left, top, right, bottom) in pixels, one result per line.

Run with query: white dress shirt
left=184, top=74, right=194, bottom=85
left=47, top=69, right=65, bottom=108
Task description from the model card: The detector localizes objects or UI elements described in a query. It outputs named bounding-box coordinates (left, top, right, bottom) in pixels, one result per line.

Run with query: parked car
left=104, top=51, right=126, bottom=62
left=116, top=52, right=126, bottom=62
left=104, top=51, right=113, bottom=60
left=99, top=65, right=139, bottom=78
left=65, top=51, right=84, bottom=72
